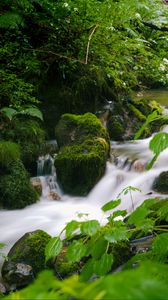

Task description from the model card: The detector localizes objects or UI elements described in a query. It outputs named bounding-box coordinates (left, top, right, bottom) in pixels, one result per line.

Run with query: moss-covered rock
left=2, top=230, right=51, bottom=288
left=0, top=160, right=39, bottom=209
left=153, top=172, right=168, bottom=194
left=106, top=115, right=125, bottom=141
left=55, top=139, right=108, bottom=195
left=1, top=119, right=46, bottom=175
left=0, top=141, right=21, bottom=173
left=55, top=112, right=109, bottom=148
left=55, top=113, right=110, bottom=195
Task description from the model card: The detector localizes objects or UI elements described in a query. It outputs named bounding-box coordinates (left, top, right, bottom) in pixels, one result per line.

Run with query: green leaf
left=45, top=237, right=63, bottom=262
left=104, top=226, right=128, bottom=243
left=20, top=107, right=43, bottom=121
left=67, top=240, right=87, bottom=263
left=152, top=233, right=168, bottom=263
left=80, top=259, right=95, bottom=281
left=127, top=202, right=154, bottom=233
left=150, top=132, right=168, bottom=156
left=147, top=133, right=168, bottom=169
left=134, top=110, right=160, bottom=140
left=65, top=220, right=80, bottom=239
left=0, top=107, right=17, bottom=120
left=80, top=220, right=100, bottom=236
left=0, top=243, right=5, bottom=249
left=112, top=210, right=127, bottom=219
left=91, top=238, right=108, bottom=260
left=94, top=253, right=113, bottom=276
left=101, top=199, right=121, bottom=212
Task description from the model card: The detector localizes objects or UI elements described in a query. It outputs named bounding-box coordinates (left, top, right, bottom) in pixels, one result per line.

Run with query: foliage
left=4, top=262, right=168, bottom=300
left=0, top=106, right=43, bottom=121
left=0, top=0, right=168, bottom=135
left=134, top=110, right=168, bottom=168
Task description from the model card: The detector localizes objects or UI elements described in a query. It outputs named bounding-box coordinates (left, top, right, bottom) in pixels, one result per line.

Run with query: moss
left=55, top=112, right=109, bottom=148
left=54, top=246, right=79, bottom=278
left=109, top=241, right=132, bottom=270
left=2, top=230, right=51, bottom=277
left=153, top=172, right=168, bottom=194
left=128, top=104, right=146, bottom=121
left=55, top=139, right=108, bottom=195
left=0, top=160, right=39, bottom=209
left=0, top=141, right=20, bottom=171
left=1, top=119, right=46, bottom=175
left=107, top=115, right=125, bottom=141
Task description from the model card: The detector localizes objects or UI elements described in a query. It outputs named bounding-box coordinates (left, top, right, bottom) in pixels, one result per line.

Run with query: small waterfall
left=37, top=154, right=55, bottom=176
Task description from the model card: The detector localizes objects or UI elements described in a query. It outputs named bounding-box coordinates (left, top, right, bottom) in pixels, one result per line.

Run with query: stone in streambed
left=1, top=230, right=51, bottom=289
left=152, top=171, right=168, bottom=193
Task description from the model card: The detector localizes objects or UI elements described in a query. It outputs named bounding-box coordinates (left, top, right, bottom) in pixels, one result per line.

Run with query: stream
left=1, top=90, right=168, bottom=270
left=1, top=133, right=168, bottom=269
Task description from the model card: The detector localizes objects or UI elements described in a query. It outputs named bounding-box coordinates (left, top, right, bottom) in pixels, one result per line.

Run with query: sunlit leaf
left=80, top=220, right=100, bottom=236
left=45, top=237, right=63, bottom=262
left=104, top=226, right=128, bottom=243
left=65, top=220, right=80, bottom=239
left=94, top=253, right=113, bottom=276
left=67, top=240, right=87, bottom=262
left=101, top=199, right=121, bottom=212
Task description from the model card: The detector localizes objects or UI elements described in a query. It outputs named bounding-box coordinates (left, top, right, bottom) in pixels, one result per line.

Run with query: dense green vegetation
left=0, top=0, right=168, bottom=135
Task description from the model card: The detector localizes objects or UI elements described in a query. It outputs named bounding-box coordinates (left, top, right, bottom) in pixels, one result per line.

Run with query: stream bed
left=1, top=134, right=168, bottom=268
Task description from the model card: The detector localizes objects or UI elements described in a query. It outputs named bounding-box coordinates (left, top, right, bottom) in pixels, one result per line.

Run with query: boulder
left=0, top=160, right=39, bottom=209
left=55, top=113, right=110, bottom=195
left=2, top=230, right=51, bottom=288
left=55, top=112, right=109, bottom=148
left=153, top=171, right=168, bottom=193
left=30, top=177, right=42, bottom=196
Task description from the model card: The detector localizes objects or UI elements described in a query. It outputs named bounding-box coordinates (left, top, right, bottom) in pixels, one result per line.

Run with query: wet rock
left=153, top=171, right=168, bottom=193
left=0, top=282, right=7, bottom=294
left=48, top=191, right=61, bottom=200
left=30, top=177, right=42, bottom=196
left=132, top=160, right=146, bottom=172
left=2, top=262, right=34, bottom=289
left=2, top=230, right=51, bottom=288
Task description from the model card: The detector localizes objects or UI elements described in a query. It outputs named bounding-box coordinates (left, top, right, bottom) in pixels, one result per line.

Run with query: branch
left=23, top=48, right=85, bottom=64
left=142, top=21, right=168, bottom=31
left=85, top=25, right=98, bottom=65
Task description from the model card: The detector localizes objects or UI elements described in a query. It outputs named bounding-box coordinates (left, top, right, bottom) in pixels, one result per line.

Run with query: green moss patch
left=0, top=160, right=39, bottom=209
left=55, top=112, right=109, bottom=148
left=55, top=139, right=108, bottom=195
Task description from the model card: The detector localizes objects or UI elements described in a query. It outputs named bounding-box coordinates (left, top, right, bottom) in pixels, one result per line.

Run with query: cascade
left=1, top=134, right=168, bottom=268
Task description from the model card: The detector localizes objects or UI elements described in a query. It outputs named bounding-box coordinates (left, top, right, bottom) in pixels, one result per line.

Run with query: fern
left=0, top=12, right=24, bottom=29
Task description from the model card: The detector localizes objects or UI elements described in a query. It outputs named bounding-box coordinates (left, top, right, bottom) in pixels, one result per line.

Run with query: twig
left=85, top=25, right=98, bottom=65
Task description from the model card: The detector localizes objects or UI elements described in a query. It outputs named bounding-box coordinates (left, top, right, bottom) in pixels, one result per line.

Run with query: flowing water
left=132, top=89, right=168, bottom=106
left=1, top=134, right=168, bottom=269
left=1, top=90, right=168, bottom=269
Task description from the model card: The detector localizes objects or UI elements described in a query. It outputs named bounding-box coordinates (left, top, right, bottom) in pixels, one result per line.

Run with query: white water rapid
left=1, top=133, right=168, bottom=268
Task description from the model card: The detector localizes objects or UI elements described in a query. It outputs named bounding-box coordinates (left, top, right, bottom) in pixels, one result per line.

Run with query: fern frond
left=0, top=11, right=24, bottom=29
